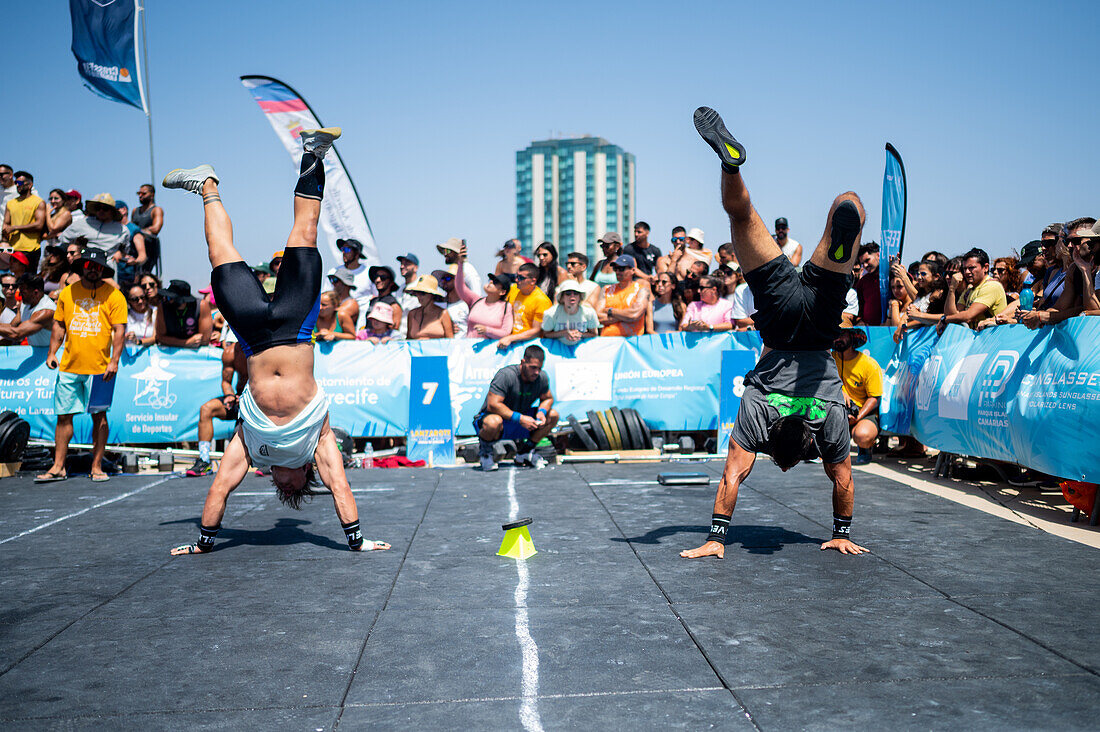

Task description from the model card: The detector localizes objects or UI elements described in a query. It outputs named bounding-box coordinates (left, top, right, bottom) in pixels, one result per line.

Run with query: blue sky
left=7, top=0, right=1098, bottom=286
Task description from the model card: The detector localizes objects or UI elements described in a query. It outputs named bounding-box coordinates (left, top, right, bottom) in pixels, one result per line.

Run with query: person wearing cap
left=595, top=254, right=651, bottom=337
left=499, top=262, right=551, bottom=350
left=404, top=274, right=454, bottom=339
left=356, top=301, right=402, bottom=344
left=1070, top=220, right=1100, bottom=315
left=1, top=170, right=46, bottom=273
left=0, top=274, right=55, bottom=348
left=590, top=232, right=624, bottom=287
left=155, top=279, right=213, bottom=348
left=432, top=266, right=468, bottom=337
left=1022, top=219, right=1090, bottom=329
left=622, top=221, right=662, bottom=281
left=774, top=217, right=803, bottom=266
left=667, top=227, right=714, bottom=280
left=327, top=268, right=361, bottom=331
left=35, top=248, right=127, bottom=483
left=454, top=241, right=514, bottom=339
left=437, top=237, right=481, bottom=294
left=334, top=238, right=378, bottom=313
left=396, top=252, right=420, bottom=336
left=540, top=280, right=599, bottom=343
left=161, top=127, right=390, bottom=556
left=832, top=327, right=881, bottom=465
left=682, top=106, right=871, bottom=560
left=57, top=193, right=131, bottom=278
left=494, top=238, right=531, bottom=277
left=4, top=251, right=31, bottom=280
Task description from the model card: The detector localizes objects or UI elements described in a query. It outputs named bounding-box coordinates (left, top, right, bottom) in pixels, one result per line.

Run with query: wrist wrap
left=708, top=513, right=731, bottom=544
left=510, top=411, right=522, bottom=423
left=832, top=514, right=852, bottom=540
left=196, top=524, right=220, bottom=552
left=342, top=520, right=364, bottom=550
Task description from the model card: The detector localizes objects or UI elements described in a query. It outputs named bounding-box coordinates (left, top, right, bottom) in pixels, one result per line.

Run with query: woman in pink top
left=455, top=247, right=514, bottom=338
left=680, top=275, right=733, bottom=332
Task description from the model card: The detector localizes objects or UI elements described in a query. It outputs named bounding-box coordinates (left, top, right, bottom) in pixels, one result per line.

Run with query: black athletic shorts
left=744, top=255, right=853, bottom=352
left=211, top=247, right=321, bottom=357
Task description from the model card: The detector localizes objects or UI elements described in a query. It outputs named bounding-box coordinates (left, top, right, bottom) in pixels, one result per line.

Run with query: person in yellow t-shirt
left=36, top=249, right=127, bottom=484
left=2, top=170, right=46, bottom=272
left=832, top=327, right=882, bottom=465
left=939, top=247, right=1007, bottom=331
left=497, top=263, right=551, bottom=351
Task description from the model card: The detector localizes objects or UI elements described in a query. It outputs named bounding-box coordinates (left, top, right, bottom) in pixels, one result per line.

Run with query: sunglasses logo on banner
left=979, top=350, right=1020, bottom=406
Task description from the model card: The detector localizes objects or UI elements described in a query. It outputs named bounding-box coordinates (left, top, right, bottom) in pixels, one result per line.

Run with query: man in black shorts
left=474, top=345, right=558, bottom=471
left=682, top=107, right=869, bottom=560
left=163, top=127, right=389, bottom=555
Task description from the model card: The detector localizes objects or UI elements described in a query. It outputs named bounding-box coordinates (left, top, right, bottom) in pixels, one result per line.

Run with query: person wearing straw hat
left=432, top=265, right=468, bottom=337
left=57, top=193, right=130, bottom=278
left=161, top=126, right=390, bottom=555
left=540, top=280, right=599, bottom=342
left=404, top=274, right=454, bottom=340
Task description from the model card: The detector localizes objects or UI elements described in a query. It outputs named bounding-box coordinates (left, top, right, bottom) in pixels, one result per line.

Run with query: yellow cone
left=498, top=518, right=537, bottom=559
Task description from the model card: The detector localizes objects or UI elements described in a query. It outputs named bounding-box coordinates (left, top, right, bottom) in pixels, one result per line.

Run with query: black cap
left=75, top=247, right=111, bottom=272
left=162, top=279, right=196, bottom=303
left=775, top=217, right=788, bottom=228
left=1019, top=240, right=1043, bottom=267
left=488, top=271, right=515, bottom=290
left=337, top=238, right=365, bottom=258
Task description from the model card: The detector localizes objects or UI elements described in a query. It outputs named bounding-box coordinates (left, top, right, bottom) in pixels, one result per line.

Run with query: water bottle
left=362, top=442, right=374, bottom=469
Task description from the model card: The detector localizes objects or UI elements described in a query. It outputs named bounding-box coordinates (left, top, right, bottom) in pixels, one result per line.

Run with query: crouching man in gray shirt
left=682, top=106, right=870, bottom=559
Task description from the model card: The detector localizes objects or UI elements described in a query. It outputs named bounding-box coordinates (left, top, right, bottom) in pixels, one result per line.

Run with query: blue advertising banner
left=878, top=326, right=938, bottom=434
left=879, top=143, right=907, bottom=323
left=911, top=319, right=1100, bottom=482
left=407, top=356, right=456, bottom=466
left=69, top=0, right=147, bottom=112
left=718, top=350, right=759, bottom=453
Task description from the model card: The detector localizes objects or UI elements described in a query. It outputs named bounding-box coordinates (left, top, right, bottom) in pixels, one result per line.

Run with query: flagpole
left=138, top=1, right=154, bottom=184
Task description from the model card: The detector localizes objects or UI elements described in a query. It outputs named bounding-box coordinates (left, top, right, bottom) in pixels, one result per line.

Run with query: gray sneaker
left=515, top=452, right=547, bottom=470
left=162, top=164, right=218, bottom=194
left=479, top=454, right=498, bottom=472
left=299, top=126, right=341, bottom=159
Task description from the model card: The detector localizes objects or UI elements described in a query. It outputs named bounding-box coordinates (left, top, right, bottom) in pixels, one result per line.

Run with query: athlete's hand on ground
left=354, top=540, right=391, bottom=551
left=680, top=541, right=724, bottom=559
left=820, top=538, right=869, bottom=555
left=170, top=543, right=209, bottom=556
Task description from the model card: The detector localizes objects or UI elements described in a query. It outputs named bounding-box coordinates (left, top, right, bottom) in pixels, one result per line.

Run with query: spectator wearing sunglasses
left=498, top=263, right=551, bottom=350
left=668, top=227, right=713, bottom=280
left=333, top=239, right=376, bottom=313
left=589, top=232, right=624, bottom=287
left=0, top=273, right=19, bottom=344
left=596, top=254, right=651, bottom=337
left=438, top=237, right=481, bottom=294
left=2, top=171, right=46, bottom=273
left=0, top=274, right=54, bottom=348
left=433, top=266, right=468, bottom=337
left=123, top=283, right=157, bottom=346
left=367, top=264, right=403, bottom=334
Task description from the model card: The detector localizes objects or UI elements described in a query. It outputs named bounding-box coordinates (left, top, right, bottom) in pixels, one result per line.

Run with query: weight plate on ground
left=622, top=408, right=645, bottom=451
left=631, top=408, right=654, bottom=449
left=600, top=409, right=622, bottom=450
left=610, top=407, right=632, bottom=450
left=568, top=415, right=598, bottom=451
left=586, top=410, right=611, bottom=451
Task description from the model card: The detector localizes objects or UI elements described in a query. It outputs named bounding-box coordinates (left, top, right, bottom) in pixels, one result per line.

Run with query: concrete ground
left=1, top=458, right=1097, bottom=730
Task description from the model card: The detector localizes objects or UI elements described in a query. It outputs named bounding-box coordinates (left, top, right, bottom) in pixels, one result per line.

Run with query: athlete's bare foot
left=820, top=538, right=869, bottom=555
left=355, top=540, right=391, bottom=552
left=680, top=540, right=725, bottom=559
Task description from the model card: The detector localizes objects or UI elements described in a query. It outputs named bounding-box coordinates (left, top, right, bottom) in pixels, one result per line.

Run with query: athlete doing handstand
left=164, top=127, right=390, bottom=555
left=681, top=107, right=869, bottom=559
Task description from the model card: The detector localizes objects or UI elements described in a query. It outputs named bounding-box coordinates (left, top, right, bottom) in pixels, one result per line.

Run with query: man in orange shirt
left=36, top=248, right=127, bottom=483
left=596, top=254, right=651, bottom=336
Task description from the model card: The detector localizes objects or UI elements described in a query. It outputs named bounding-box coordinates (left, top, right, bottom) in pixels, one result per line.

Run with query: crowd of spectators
left=3, top=158, right=1097, bottom=356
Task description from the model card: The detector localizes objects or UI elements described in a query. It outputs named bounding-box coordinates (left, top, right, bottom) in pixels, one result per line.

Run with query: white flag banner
left=241, top=75, right=378, bottom=268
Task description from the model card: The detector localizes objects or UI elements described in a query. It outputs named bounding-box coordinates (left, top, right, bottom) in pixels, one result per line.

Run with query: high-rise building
left=516, top=136, right=635, bottom=263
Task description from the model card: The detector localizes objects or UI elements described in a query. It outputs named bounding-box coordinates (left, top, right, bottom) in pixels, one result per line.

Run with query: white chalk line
left=507, top=468, right=543, bottom=732
left=0, top=475, right=177, bottom=546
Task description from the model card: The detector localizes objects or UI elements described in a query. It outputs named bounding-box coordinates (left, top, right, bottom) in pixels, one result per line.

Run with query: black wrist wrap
left=342, top=520, right=363, bottom=550
left=196, top=524, right=220, bottom=552
left=832, top=514, right=852, bottom=540
left=708, top=513, right=731, bottom=544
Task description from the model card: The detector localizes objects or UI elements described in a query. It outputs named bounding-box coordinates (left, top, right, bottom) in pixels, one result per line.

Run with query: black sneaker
left=186, top=458, right=213, bottom=477
left=693, top=107, right=747, bottom=168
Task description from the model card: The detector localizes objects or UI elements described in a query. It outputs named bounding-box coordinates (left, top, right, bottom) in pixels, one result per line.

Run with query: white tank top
left=238, top=384, right=329, bottom=468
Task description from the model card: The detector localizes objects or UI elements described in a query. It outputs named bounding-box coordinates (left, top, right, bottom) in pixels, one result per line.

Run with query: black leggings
left=212, top=247, right=321, bottom=357
left=744, top=256, right=853, bottom=351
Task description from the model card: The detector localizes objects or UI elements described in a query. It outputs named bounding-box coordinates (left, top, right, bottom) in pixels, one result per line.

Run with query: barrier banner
left=718, top=350, right=758, bottom=453
left=69, top=0, right=147, bottom=112
left=878, top=326, right=938, bottom=434
left=406, top=356, right=456, bottom=466
left=912, top=319, right=1100, bottom=482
